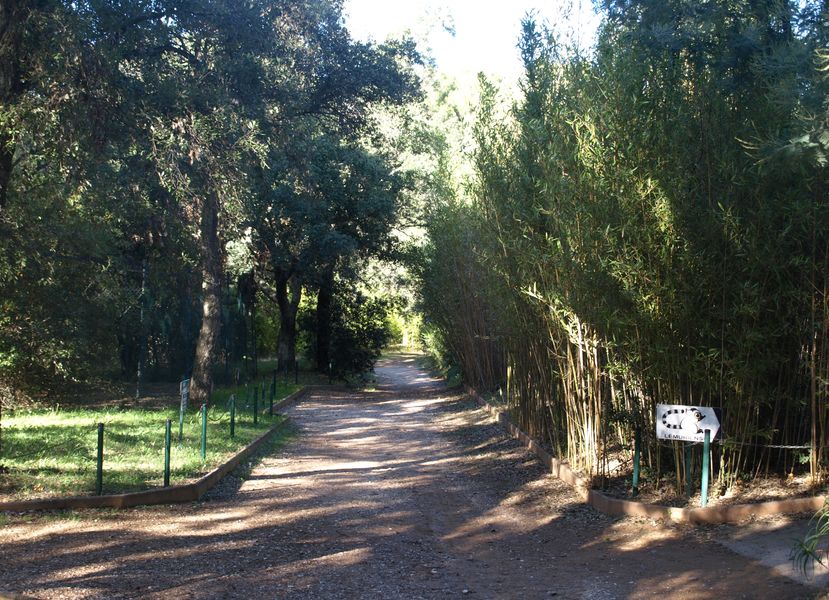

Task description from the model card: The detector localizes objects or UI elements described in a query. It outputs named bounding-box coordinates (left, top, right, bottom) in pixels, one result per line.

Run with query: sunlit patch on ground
left=0, top=357, right=813, bottom=599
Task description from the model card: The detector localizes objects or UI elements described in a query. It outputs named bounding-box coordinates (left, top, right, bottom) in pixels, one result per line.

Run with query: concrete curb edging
left=470, top=390, right=827, bottom=524
left=0, top=387, right=309, bottom=513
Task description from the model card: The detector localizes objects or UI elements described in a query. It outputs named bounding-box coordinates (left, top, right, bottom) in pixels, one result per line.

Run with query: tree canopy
left=0, top=0, right=420, bottom=405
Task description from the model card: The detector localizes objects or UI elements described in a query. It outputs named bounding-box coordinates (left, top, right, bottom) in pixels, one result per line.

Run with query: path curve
left=0, top=356, right=812, bottom=599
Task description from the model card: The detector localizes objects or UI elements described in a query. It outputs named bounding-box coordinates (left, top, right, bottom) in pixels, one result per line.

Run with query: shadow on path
left=0, top=357, right=812, bottom=599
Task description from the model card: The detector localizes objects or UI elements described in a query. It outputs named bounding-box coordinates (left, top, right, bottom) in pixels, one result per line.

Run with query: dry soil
left=0, top=356, right=815, bottom=599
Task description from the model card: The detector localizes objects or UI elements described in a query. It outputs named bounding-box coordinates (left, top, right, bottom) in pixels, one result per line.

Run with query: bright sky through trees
left=343, top=0, right=601, bottom=83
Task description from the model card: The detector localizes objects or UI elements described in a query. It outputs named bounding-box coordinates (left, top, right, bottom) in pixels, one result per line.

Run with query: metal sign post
left=200, top=403, right=207, bottom=461
left=179, top=378, right=190, bottom=443
left=230, top=395, right=236, bottom=438
left=632, top=427, right=641, bottom=496
left=701, top=430, right=711, bottom=506
left=656, top=404, right=721, bottom=506
left=163, top=419, right=171, bottom=487
left=96, top=423, right=104, bottom=496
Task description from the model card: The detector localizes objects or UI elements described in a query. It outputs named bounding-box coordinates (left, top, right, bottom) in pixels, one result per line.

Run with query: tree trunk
left=315, top=266, right=335, bottom=370
left=0, top=0, right=27, bottom=214
left=275, top=270, right=301, bottom=372
left=190, top=192, right=223, bottom=406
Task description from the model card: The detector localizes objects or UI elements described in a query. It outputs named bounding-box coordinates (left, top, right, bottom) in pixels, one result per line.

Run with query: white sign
left=656, top=404, right=720, bottom=443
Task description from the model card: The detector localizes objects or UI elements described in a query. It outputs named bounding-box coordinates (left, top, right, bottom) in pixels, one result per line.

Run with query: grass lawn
left=0, top=378, right=301, bottom=502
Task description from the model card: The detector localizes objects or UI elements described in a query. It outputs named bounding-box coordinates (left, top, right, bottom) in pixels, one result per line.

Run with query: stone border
left=0, top=387, right=309, bottom=512
left=471, top=391, right=827, bottom=524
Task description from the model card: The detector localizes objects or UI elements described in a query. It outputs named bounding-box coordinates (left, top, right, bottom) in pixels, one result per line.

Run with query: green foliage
left=403, top=70, right=506, bottom=392
left=419, top=1, right=829, bottom=487
left=793, top=498, right=829, bottom=576
left=329, top=286, right=394, bottom=381
left=384, top=312, right=405, bottom=346
left=0, top=0, right=422, bottom=403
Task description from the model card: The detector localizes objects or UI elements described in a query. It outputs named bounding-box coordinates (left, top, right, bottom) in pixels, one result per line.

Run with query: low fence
left=470, top=388, right=828, bottom=524
left=0, top=387, right=307, bottom=512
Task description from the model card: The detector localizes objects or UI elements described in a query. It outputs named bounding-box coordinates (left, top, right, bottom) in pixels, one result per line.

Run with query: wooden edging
left=470, top=390, right=827, bottom=524
left=0, top=387, right=309, bottom=513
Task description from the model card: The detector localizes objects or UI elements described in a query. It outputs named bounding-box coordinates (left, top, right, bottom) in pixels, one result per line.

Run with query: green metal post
left=230, top=395, right=236, bottom=438
left=178, top=403, right=184, bottom=443
left=269, top=387, right=274, bottom=416
left=163, top=419, right=171, bottom=487
left=684, top=443, right=693, bottom=497
left=200, top=403, right=207, bottom=461
left=253, top=386, right=259, bottom=425
left=632, top=427, right=641, bottom=496
left=701, top=430, right=711, bottom=507
left=272, top=369, right=276, bottom=394
left=96, top=423, right=104, bottom=495
left=294, top=360, right=299, bottom=385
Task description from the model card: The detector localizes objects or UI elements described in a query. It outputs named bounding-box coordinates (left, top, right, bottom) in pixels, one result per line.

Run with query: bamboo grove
left=417, top=0, right=829, bottom=491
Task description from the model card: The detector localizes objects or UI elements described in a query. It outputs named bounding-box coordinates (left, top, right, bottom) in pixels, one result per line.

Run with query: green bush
left=329, top=287, right=393, bottom=381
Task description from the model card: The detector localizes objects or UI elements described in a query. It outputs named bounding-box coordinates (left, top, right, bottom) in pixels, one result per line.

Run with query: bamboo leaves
left=420, top=2, right=829, bottom=490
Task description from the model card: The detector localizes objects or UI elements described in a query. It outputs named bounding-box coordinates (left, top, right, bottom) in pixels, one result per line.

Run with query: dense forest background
left=0, top=0, right=424, bottom=408
left=2, top=0, right=829, bottom=493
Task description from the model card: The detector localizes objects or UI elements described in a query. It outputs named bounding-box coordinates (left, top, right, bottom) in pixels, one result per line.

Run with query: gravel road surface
left=0, top=355, right=814, bottom=599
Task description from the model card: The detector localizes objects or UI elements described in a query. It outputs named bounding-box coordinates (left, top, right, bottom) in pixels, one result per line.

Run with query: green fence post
left=230, top=395, right=236, bottom=438
left=701, top=429, right=711, bottom=507
left=272, top=369, right=276, bottom=394
left=269, top=387, right=274, bottom=417
left=684, top=443, right=693, bottom=498
left=632, top=426, right=641, bottom=496
left=295, top=360, right=299, bottom=385
left=253, top=386, right=259, bottom=425
left=164, top=419, right=171, bottom=487
left=96, top=423, right=104, bottom=495
left=178, top=402, right=184, bottom=444
left=200, top=403, right=207, bottom=461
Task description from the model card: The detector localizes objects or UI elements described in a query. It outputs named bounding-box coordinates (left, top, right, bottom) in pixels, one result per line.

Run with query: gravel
left=0, top=356, right=811, bottom=599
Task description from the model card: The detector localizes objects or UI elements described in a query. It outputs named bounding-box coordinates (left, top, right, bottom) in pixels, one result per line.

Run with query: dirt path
left=0, top=356, right=814, bottom=599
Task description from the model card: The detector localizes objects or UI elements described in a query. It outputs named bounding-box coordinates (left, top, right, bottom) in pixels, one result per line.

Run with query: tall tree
left=245, top=23, right=419, bottom=371
left=113, top=0, right=295, bottom=403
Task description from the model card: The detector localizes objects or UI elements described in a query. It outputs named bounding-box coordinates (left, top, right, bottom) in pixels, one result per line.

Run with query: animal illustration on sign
left=660, top=407, right=705, bottom=434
